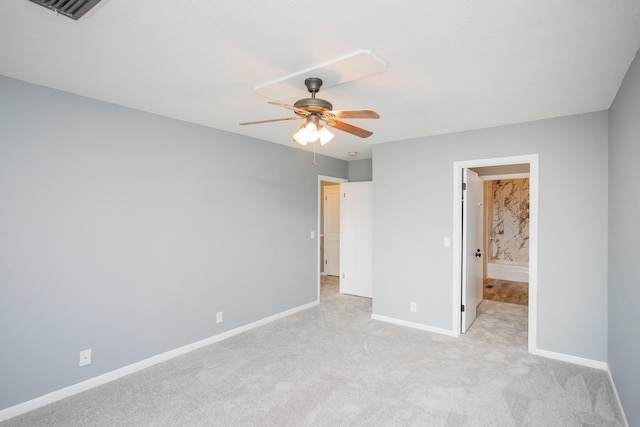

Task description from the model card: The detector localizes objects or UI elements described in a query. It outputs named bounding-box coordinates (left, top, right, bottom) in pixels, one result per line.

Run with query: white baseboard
left=606, top=365, right=630, bottom=427
left=533, top=348, right=607, bottom=370
left=0, top=300, right=318, bottom=423
left=371, top=314, right=458, bottom=337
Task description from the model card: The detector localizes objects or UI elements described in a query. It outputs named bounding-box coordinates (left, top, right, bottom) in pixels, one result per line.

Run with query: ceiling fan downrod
left=294, top=78, right=333, bottom=112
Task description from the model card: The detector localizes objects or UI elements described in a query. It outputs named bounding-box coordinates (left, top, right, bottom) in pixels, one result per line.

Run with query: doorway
left=322, top=183, right=341, bottom=277
left=453, top=155, right=539, bottom=353
left=317, top=175, right=347, bottom=302
left=482, top=172, right=530, bottom=305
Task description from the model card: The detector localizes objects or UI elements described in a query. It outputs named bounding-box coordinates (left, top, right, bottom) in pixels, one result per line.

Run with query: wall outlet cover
left=79, top=349, right=92, bottom=367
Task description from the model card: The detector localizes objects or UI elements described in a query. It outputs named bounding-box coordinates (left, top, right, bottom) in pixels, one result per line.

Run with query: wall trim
left=0, top=300, right=318, bottom=422
left=534, top=348, right=629, bottom=425
left=607, top=365, right=630, bottom=427
left=533, top=348, right=607, bottom=370
left=371, top=314, right=458, bottom=337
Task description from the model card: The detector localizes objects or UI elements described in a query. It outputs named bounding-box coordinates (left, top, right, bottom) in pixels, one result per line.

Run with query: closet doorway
left=317, top=175, right=347, bottom=301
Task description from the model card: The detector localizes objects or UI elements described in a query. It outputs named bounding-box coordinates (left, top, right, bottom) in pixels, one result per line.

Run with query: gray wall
left=347, top=159, right=373, bottom=182
left=0, top=76, right=347, bottom=410
left=608, top=47, right=640, bottom=427
left=372, top=111, right=609, bottom=361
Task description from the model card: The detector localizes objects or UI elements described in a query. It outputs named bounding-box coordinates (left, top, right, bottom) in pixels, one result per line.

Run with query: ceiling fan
left=240, top=77, right=379, bottom=146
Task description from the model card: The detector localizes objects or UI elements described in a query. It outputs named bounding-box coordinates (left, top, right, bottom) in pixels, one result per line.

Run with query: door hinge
left=462, top=182, right=467, bottom=191
left=342, top=273, right=345, bottom=279
left=344, top=193, right=346, bottom=198
left=325, top=259, right=327, bottom=264
left=461, top=304, right=465, bottom=312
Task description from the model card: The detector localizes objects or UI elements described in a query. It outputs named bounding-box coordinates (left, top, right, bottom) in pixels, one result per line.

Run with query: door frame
left=452, top=154, right=539, bottom=353
left=317, top=175, right=348, bottom=302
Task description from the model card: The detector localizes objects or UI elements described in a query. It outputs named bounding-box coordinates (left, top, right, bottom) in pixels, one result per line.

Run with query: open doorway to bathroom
left=475, top=166, right=530, bottom=306
left=453, top=155, right=538, bottom=353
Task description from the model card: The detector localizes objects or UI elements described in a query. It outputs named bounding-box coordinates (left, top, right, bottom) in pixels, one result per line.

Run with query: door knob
left=475, top=249, right=482, bottom=257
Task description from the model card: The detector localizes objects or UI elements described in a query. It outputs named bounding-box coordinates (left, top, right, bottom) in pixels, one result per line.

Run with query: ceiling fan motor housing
left=293, top=97, right=333, bottom=113
left=294, top=77, right=333, bottom=113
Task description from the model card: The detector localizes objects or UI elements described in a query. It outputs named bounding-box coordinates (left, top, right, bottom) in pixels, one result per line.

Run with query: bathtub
left=486, top=262, right=529, bottom=283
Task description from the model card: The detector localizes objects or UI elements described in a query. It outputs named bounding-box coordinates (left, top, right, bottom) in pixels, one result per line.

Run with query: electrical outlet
left=79, top=349, right=92, bottom=367
left=216, top=311, right=223, bottom=324
left=410, top=302, right=417, bottom=313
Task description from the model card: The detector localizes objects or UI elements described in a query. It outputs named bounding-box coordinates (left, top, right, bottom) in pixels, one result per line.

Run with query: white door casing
left=452, top=155, right=538, bottom=353
left=461, top=169, right=483, bottom=332
left=340, top=182, right=373, bottom=298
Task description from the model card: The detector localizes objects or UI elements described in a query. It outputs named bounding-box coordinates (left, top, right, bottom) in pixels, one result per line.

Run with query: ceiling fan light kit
left=240, top=77, right=379, bottom=148
left=293, top=123, right=334, bottom=146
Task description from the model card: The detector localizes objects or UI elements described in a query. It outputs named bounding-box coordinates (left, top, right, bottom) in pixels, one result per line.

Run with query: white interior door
left=323, top=184, right=340, bottom=276
left=461, top=169, right=483, bottom=332
left=340, top=182, right=373, bottom=298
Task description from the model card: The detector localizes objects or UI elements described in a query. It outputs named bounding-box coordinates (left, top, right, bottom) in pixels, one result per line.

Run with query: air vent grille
left=27, top=0, right=103, bottom=20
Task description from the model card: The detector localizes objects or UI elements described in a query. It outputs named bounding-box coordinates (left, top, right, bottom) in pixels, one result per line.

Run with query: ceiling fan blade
left=326, top=109, right=380, bottom=119
left=323, top=119, right=373, bottom=138
left=268, top=101, right=310, bottom=116
left=239, top=116, right=302, bottom=126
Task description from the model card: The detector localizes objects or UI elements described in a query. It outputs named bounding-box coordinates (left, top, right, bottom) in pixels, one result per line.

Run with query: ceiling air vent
left=27, top=0, right=103, bottom=20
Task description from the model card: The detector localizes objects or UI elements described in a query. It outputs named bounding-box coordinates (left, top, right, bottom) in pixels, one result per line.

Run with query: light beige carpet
left=1, top=277, right=625, bottom=426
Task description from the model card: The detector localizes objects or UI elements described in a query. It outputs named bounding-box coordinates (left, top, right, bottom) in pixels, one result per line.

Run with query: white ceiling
left=1, top=1, right=640, bottom=161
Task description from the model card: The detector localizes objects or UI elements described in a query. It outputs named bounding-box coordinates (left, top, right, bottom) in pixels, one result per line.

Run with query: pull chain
left=312, top=141, right=318, bottom=165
